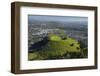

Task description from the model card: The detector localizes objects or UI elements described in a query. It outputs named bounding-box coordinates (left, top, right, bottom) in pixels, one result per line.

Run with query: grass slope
left=28, top=34, right=81, bottom=60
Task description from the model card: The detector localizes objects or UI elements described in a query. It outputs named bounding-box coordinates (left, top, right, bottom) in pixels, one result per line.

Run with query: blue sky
left=28, top=15, right=88, bottom=23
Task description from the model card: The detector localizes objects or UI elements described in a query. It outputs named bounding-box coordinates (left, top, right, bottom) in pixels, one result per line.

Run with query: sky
left=28, top=15, right=88, bottom=23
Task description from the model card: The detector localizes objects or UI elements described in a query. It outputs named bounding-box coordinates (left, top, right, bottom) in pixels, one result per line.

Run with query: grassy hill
left=28, top=34, right=82, bottom=60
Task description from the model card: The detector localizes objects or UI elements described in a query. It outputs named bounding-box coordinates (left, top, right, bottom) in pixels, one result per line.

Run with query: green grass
left=49, top=34, right=61, bottom=41
left=28, top=34, right=81, bottom=60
